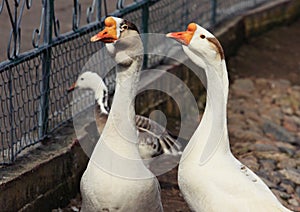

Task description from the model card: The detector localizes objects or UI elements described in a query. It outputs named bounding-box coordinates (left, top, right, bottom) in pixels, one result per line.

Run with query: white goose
left=167, top=23, right=292, bottom=211
left=79, top=16, right=163, bottom=211
left=68, top=71, right=182, bottom=159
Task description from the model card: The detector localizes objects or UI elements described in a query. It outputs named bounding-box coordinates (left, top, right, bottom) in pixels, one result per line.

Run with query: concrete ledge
left=242, top=0, right=300, bottom=37
left=215, top=0, right=300, bottom=58
left=0, top=0, right=299, bottom=211
left=0, top=125, right=88, bottom=212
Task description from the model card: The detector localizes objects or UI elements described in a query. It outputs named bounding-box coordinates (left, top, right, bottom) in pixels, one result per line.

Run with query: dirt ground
left=228, top=19, right=300, bottom=85
left=55, top=19, right=300, bottom=212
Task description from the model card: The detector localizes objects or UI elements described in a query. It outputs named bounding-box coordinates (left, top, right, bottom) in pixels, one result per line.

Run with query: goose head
left=166, top=23, right=224, bottom=68
left=90, top=16, right=143, bottom=66
left=69, top=71, right=109, bottom=114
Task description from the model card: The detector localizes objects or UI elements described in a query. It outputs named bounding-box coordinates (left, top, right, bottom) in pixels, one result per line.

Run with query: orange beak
left=166, top=23, right=197, bottom=46
left=68, top=82, right=77, bottom=92
left=90, top=17, right=118, bottom=43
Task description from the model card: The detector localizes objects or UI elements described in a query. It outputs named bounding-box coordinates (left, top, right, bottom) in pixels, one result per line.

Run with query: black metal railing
left=0, top=0, right=271, bottom=164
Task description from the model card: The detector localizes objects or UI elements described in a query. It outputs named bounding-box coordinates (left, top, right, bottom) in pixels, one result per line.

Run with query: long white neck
left=98, top=60, right=141, bottom=158
left=181, top=57, right=230, bottom=164
left=89, top=57, right=154, bottom=179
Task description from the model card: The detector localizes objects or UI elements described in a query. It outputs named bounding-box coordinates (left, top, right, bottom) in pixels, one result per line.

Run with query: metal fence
left=0, top=0, right=271, bottom=164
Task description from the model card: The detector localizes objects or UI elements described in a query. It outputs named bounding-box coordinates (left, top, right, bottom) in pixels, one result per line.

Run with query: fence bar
left=9, top=68, right=14, bottom=162
left=96, top=0, right=102, bottom=21
left=182, top=0, right=189, bottom=27
left=142, top=1, right=149, bottom=68
left=210, top=0, right=217, bottom=25
left=38, top=0, right=53, bottom=139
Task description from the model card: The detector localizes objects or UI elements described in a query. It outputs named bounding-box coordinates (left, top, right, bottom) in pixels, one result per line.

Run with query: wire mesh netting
left=0, top=55, right=43, bottom=163
left=0, top=0, right=271, bottom=164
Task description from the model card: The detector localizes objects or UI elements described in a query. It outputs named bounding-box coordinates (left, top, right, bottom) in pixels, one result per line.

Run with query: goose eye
left=120, top=24, right=128, bottom=32
left=200, top=34, right=206, bottom=39
left=81, top=78, right=84, bottom=80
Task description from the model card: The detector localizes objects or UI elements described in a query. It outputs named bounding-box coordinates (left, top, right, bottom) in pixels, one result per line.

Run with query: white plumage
left=167, top=23, right=291, bottom=212
left=80, top=16, right=163, bottom=212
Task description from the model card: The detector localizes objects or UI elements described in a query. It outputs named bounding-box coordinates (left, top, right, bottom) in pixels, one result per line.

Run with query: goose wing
left=135, top=115, right=182, bottom=157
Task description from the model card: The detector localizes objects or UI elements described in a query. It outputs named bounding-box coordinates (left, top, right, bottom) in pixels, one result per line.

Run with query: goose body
left=167, top=23, right=291, bottom=211
left=80, top=16, right=163, bottom=211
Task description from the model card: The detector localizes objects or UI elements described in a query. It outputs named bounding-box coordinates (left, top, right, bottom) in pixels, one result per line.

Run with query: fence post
left=182, top=0, right=189, bottom=27
left=38, top=0, right=53, bottom=139
left=96, top=0, right=102, bottom=21
left=9, top=66, right=14, bottom=163
left=142, top=1, right=149, bottom=69
left=210, top=0, right=217, bottom=26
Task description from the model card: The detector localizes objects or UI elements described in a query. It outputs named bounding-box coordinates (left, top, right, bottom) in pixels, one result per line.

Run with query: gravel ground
left=228, top=77, right=300, bottom=211
left=55, top=20, right=300, bottom=212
